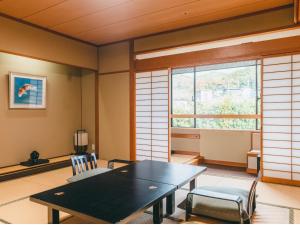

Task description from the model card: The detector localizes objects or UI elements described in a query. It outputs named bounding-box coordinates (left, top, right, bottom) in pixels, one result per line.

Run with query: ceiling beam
left=135, top=35, right=300, bottom=72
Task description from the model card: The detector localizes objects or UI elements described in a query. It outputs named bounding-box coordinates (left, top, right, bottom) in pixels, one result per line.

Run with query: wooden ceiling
left=0, top=0, right=293, bottom=45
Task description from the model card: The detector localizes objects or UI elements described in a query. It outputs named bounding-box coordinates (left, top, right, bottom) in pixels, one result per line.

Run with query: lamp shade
left=74, top=131, right=88, bottom=146
left=74, top=130, right=88, bottom=154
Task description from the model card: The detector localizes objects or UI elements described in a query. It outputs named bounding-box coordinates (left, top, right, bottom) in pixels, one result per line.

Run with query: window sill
left=171, top=127, right=260, bottom=132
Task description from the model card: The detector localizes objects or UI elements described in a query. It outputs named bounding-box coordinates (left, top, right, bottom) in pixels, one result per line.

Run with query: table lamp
left=74, top=130, right=88, bottom=155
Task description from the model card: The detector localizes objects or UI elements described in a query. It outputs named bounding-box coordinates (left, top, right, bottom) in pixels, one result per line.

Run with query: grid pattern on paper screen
left=135, top=70, right=169, bottom=162
left=262, top=54, right=300, bottom=181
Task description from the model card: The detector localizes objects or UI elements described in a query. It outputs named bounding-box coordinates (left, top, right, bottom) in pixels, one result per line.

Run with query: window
left=171, top=60, right=261, bottom=130
left=172, top=68, right=194, bottom=127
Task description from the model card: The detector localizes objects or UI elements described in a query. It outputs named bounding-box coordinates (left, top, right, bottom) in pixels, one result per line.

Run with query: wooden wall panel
left=0, top=16, right=98, bottom=70
left=81, top=69, right=96, bottom=152
left=0, top=52, right=82, bottom=167
left=98, top=41, right=130, bottom=74
left=98, top=41, right=131, bottom=161
left=98, top=72, right=130, bottom=160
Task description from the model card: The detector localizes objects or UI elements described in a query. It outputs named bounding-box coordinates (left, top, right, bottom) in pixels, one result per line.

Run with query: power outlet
left=91, top=144, right=95, bottom=151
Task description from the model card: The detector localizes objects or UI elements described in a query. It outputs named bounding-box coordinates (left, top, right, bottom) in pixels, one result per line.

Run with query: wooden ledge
left=247, top=150, right=260, bottom=157
left=204, top=159, right=247, bottom=168
left=262, top=176, right=300, bottom=187
left=0, top=157, right=71, bottom=182
left=171, top=150, right=200, bottom=156
left=171, top=133, right=200, bottom=139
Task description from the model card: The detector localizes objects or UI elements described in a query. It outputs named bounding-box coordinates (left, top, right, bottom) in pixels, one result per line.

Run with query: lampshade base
left=74, top=146, right=88, bottom=155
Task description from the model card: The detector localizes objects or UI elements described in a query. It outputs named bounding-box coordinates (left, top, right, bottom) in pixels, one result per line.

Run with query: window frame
left=171, top=60, right=261, bottom=130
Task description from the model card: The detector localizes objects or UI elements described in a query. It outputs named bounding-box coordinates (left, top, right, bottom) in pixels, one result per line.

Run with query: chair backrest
left=247, top=172, right=260, bottom=217
left=107, top=159, right=135, bottom=169
left=89, top=152, right=98, bottom=169
left=71, top=155, right=89, bottom=176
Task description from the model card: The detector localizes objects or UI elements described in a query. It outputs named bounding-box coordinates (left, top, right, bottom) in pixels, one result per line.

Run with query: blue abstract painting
left=14, top=77, right=43, bottom=105
left=10, top=73, right=46, bottom=109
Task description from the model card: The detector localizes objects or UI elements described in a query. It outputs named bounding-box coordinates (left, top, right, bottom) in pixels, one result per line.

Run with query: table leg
left=190, top=178, right=196, bottom=191
left=48, top=207, right=59, bottom=224
left=166, top=192, right=175, bottom=215
left=153, top=200, right=163, bottom=224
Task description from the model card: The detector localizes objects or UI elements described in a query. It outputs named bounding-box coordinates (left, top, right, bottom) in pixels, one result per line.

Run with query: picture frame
left=9, top=72, right=47, bottom=109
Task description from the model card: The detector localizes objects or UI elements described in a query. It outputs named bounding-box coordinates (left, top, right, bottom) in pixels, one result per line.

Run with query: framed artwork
left=9, top=72, right=47, bottom=109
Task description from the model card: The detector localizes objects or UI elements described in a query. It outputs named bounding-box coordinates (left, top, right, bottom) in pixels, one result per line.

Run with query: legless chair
left=71, top=155, right=89, bottom=176
left=71, top=153, right=98, bottom=176
left=186, top=173, right=260, bottom=224
left=88, top=152, right=98, bottom=169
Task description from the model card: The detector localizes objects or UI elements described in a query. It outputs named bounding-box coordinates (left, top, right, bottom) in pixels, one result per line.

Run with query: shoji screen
left=262, top=54, right=300, bottom=183
left=135, top=70, right=170, bottom=162
left=292, top=54, right=300, bottom=182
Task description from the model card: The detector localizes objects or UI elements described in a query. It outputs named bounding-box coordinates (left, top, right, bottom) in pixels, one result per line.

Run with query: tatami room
left=0, top=0, right=300, bottom=224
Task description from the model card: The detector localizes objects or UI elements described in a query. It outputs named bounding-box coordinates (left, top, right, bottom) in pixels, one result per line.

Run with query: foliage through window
left=171, top=60, right=261, bottom=130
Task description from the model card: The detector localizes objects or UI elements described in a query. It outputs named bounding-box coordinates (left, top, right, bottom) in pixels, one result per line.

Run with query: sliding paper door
left=136, top=71, right=152, bottom=161
left=135, top=70, right=170, bottom=162
left=262, top=54, right=300, bottom=183
left=292, top=54, right=300, bottom=181
left=263, top=55, right=292, bottom=180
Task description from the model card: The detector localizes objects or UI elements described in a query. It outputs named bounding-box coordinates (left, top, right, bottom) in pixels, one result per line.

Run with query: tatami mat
left=0, top=160, right=112, bottom=206
left=0, top=161, right=299, bottom=224
left=257, top=182, right=300, bottom=210
left=59, top=188, right=292, bottom=224
left=0, top=198, right=70, bottom=224
left=0, top=178, right=50, bottom=205
left=198, top=174, right=300, bottom=211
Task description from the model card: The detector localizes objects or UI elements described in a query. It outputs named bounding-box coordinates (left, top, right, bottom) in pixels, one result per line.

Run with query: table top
left=30, top=160, right=206, bottom=223
left=111, top=160, right=207, bottom=188
left=31, top=171, right=175, bottom=223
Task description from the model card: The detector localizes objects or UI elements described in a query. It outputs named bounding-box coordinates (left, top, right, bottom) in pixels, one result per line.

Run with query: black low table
left=111, top=160, right=207, bottom=215
left=30, top=160, right=206, bottom=224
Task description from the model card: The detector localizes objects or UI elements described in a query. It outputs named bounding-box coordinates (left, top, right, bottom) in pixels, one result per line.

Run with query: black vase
left=30, top=151, right=39, bottom=164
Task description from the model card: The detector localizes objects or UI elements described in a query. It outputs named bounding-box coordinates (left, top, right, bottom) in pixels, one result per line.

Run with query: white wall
left=172, top=128, right=252, bottom=164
